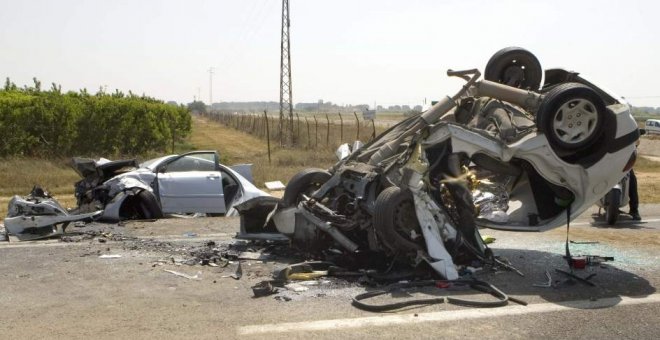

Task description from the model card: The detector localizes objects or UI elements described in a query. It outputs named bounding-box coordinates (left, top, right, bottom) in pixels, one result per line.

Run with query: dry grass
left=0, top=158, right=80, bottom=216
left=0, top=158, right=80, bottom=196
left=636, top=171, right=660, bottom=204
left=636, top=155, right=660, bottom=172
left=189, top=115, right=338, bottom=185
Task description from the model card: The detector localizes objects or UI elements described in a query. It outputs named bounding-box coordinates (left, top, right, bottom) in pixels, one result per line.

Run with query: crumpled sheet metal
left=4, top=195, right=102, bottom=241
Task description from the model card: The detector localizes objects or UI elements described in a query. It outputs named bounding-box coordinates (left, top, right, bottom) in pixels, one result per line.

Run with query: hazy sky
left=2, top=0, right=660, bottom=107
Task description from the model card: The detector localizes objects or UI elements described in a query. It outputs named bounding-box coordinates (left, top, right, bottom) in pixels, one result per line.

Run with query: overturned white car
left=259, top=47, right=640, bottom=279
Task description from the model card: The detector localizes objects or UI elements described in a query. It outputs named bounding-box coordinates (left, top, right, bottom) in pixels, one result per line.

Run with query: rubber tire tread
left=484, top=47, right=543, bottom=90
left=373, top=186, right=422, bottom=253
left=281, top=168, right=332, bottom=207
left=137, top=190, right=163, bottom=219
left=606, top=188, right=621, bottom=225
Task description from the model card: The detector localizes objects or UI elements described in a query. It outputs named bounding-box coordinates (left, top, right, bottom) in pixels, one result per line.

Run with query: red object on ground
left=435, top=281, right=451, bottom=289
left=571, top=256, right=587, bottom=269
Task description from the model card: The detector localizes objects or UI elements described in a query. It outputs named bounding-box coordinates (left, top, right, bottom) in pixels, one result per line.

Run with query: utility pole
left=208, top=67, right=215, bottom=107
left=279, top=0, right=294, bottom=146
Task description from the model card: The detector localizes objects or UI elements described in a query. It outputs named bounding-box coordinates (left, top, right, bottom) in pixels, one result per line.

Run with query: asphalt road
left=1, top=204, right=659, bottom=339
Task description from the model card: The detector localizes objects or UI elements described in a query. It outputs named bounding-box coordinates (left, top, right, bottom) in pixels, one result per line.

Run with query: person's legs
left=629, top=169, right=641, bottom=220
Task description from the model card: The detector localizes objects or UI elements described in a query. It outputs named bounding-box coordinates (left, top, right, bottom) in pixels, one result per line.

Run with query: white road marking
left=237, top=294, right=660, bottom=335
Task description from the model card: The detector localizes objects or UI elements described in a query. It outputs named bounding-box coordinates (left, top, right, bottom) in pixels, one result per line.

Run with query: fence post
left=305, top=117, right=310, bottom=148
left=313, top=116, right=318, bottom=148
left=296, top=113, right=301, bottom=147
left=338, top=112, right=343, bottom=144
left=325, top=114, right=330, bottom=146
left=264, top=110, right=271, bottom=165
left=371, top=119, right=376, bottom=140
left=279, top=113, right=284, bottom=147
left=353, top=111, right=360, bottom=141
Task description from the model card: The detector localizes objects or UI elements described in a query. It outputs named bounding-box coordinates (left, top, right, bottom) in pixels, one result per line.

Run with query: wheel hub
left=552, top=98, right=598, bottom=145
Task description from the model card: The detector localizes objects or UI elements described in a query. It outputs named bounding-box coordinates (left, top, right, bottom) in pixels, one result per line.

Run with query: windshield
left=140, top=156, right=173, bottom=171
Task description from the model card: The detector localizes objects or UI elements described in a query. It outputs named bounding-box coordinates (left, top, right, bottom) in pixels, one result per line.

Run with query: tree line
left=0, top=78, right=192, bottom=158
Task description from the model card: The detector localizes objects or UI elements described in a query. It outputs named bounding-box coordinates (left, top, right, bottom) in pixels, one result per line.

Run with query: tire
left=485, top=47, right=543, bottom=90
left=136, top=190, right=163, bottom=219
left=119, top=190, right=163, bottom=220
left=281, top=168, right=332, bottom=207
left=373, top=186, right=423, bottom=253
left=536, top=83, right=606, bottom=152
left=605, top=188, right=621, bottom=225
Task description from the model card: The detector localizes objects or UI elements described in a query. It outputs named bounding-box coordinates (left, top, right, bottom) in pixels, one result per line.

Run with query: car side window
left=163, top=153, right=217, bottom=173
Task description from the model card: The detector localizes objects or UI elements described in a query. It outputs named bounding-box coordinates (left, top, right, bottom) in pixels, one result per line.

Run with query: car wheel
left=536, top=82, right=606, bottom=152
left=120, top=190, right=163, bottom=220
left=373, top=186, right=423, bottom=253
left=136, top=190, right=163, bottom=219
left=484, top=47, right=543, bottom=90
left=605, top=188, right=621, bottom=225
left=281, top=168, right=332, bottom=207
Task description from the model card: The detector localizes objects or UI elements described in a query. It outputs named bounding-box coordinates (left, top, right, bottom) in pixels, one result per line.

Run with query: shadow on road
left=589, top=213, right=650, bottom=230
left=481, top=248, right=656, bottom=307
left=350, top=248, right=656, bottom=311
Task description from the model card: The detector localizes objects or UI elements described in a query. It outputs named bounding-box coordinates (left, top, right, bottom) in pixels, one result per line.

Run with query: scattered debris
left=275, top=261, right=334, bottom=281
left=555, top=269, right=596, bottom=287
left=4, top=186, right=102, bottom=241
left=251, top=281, right=278, bottom=297
left=163, top=269, right=202, bottom=281
left=230, top=262, right=243, bottom=280
left=351, top=279, right=527, bottom=312
left=238, top=251, right=271, bottom=261
left=284, top=283, right=309, bottom=292
left=481, top=235, right=496, bottom=244
left=532, top=270, right=553, bottom=288
left=264, top=181, right=286, bottom=191
left=570, top=240, right=600, bottom=245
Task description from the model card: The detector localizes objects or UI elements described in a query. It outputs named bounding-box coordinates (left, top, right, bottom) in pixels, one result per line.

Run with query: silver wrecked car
left=5, top=150, right=270, bottom=240
left=72, top=150, right=270, bottom=220
left=265, top=47, right=640, bottom=280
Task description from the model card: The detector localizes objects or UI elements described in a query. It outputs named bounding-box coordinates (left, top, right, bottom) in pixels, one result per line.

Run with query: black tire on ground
left=606, top=188, right=621, bottom=225
left=136, top=190, right=163, bottom=219
left=119, top=190, right=163, bottom=220
left=373, top=186, right=423, bottom=253
left=484, top=47, right=543, bottom=90
left=536, top=82, right=606, bottom=152
left=281, top=168, right=332, bottom=207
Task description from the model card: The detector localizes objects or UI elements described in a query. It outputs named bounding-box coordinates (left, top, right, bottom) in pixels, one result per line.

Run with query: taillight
left=623, top=151, right=637, bottom=172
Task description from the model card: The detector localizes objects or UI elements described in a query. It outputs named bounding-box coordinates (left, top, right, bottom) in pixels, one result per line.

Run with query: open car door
left=156, top=151, right=226, bottom=214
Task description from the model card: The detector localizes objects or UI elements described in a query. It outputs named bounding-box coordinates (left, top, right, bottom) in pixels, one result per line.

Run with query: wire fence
left=201, top=110, right=382, bottom=162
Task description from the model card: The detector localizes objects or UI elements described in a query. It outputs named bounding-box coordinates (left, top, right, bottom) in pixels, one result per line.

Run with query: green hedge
left=0, top=80, right=191, bottom=157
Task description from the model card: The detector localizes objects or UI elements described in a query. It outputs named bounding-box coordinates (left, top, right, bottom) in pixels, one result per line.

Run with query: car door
left=156, top=151, right=226, bottom=214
